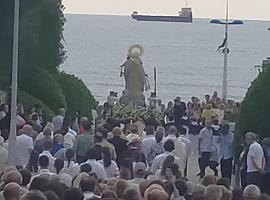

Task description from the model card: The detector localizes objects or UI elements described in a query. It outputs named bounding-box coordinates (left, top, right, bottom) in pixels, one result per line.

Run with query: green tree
left=236, top=64, right=270, bottom=155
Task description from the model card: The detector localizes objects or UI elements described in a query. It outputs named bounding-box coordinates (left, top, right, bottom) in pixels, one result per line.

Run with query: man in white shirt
left=52, top=108, right=65, bottom=132
left=198, top=120, right=213, bottom=178
left=151, top=140, right=184, bottom=174
left=14, top=125, right=33, bottom=167
left=128, top=162, right=146, bottom=185
left=246, top=132, right=265, bottom=188
left=163, top=126, right=186, bottom=166
left=141, top=126, right=156, bottom=165
left=81, top=147, right=107, bottom=180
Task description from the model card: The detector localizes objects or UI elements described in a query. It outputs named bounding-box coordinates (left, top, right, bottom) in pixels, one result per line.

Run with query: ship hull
left=131, top=14, right=192, bottom=23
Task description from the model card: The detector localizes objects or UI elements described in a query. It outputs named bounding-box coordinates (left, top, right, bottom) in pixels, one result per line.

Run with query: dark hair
left=80, top=177, right=96, bottom=192
left=43, top=139, right=53, bottom=150
left=86, top=148, right=96, bottom=160
left=192, top=194, right=206, bottom=200
left=119, top=167, right=131, bottom=180
left=123, top=188, right=140, bottom=200
left=175, top=179, right=187, bottom=196
left=44, top=190, right=60, bottom=200
left=145, top=126, right=155, bottom=136
left=26, top=150, right=39, bottom=173
left=0, top=104, right=7, bottom=111
left=22, top=190, right=47, bottom=200
left=232, top=188, right=243, bottom=200
left=101, top=189, right=118, bottom=200
left=64, top=188, right=84, bottom=200
left=38, top=155, right=49, bottom=168
left=170, top=163, right=182, bottom=178
left=121, top=158, right=134, bottom=179
left=19, top=169, right=32, bottom=186
left=163, top=180, right=174, bottom=196
left=164, top=140, right=175, bottom=152
left=94, top=145, right=103, bottom=160
left=80, top=163, right=92, bottom=173
left=54, top=159, right=64, bottom=174
left=103, top=147, right=112, bottom=167
left=160, top=155, right=174, bottom=176
left=65, top=149, right=75, bottom=168
left=29, top=176, right=49, bottom=191
left=217, top=178, right=231, bottom=190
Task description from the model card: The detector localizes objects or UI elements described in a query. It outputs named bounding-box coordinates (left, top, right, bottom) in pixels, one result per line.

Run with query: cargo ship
left=131, top=8, right=193, bottom=23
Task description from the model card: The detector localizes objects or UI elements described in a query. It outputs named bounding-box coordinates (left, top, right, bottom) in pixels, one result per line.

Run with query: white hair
left=243, top=185, right=261, bottom=200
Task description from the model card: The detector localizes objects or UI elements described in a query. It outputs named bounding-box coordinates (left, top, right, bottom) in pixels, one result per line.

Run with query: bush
left=236, top=64, right=270, bottom=155
left=18, top=90, right=54, bottom=122
left=19, top=68, right=67, bottom=112
left=55, top=72, right=96, bottom=118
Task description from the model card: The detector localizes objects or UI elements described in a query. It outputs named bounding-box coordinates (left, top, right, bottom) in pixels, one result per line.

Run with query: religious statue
left=120, top=45, right=150, bottom=106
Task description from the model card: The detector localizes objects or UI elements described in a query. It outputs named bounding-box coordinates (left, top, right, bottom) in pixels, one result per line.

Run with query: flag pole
left=154, top=67, right=157, bottom=97
left=8, top=0, right=20, bottom=165
left=222, top=0, right=229, bottom=101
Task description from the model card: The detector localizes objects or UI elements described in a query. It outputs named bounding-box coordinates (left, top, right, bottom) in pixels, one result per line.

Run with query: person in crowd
left=52, top=108, right=65, bottom=132
left=80, top=176, right=100, bottom=199
left=151, top=140, right=183, bottom=174
left=147, top=129, right=165, bottom=167
left=0, top=104, right=8, bottom=121
left=34, top=127, right=52, bottom=154
left=81, top=147, right=107, bottom=179
left=35, top=123, right=54, bottom=141
left=39, top=140, right=56, bottom=172
left=64, top=188, right=84, bottom=200
left=54, top=159, right=72, bottom=187
left=198, top=120, right=213, bottom=179
left=173, top=97, right=186, bottom=131
left=51, top=134, right=64, bottom=156
left=3, top=182, right=22, bottom=200
left=155, top=155, right=175, bottom=180
left=108, top=127, right=129, bottom=167
left=74, top=121, right=94, bottom=163
left=0, top=136, right=8, bottom=175
left=205, top=184, right=223, bottom=200
left=202, top=104, right=216, bottom=122
left=243, top=184, right=261, bottom=200
left=98, top=147, right=119, bottom=178
left=142, top=126, right=156, bottom=164
left=246, top=132, right=265, bottom=188
left=122, top=188, right=140, bottom=200
left=163, top=126, right=186, bottom=169
left=62, top=149, right=80, bottom=178
left=62, top=118, right=77, bottom=149
left=217, top=123, right=234, bottom=181
left=262, top=137, right=270, bottom=194
left=31, top=113, right=43, bottom=133
left=128, top=162, right=146, bottom=185
left=14, top=125, right=34, bottom=167
left=95, top=126, right=116, bottom=160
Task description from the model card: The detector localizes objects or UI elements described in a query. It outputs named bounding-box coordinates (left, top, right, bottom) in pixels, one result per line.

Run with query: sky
left=63, top=0, right=270, bottom=20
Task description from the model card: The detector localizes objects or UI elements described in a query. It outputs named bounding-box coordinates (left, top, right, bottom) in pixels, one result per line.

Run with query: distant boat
left=131, top=8, right=193, bottom=23
left=268, top=27, right=270, bottom=31
left=210, top=19, right=244, bottom=25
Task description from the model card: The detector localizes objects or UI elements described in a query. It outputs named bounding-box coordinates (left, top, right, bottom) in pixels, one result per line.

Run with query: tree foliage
left=236, top=64, right=270, bottom=154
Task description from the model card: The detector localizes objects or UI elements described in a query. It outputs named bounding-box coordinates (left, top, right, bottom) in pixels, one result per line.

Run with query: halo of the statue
left=128, top=44, right=144, bottom=58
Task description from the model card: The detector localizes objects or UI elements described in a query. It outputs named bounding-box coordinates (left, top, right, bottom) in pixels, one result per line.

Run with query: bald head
left=112, top=127, right=122, bottom=136
left=148, top=189, right=169, bottom=200
left=22, top=125, right=33, bottom=136
left=4, top=170, right=22, bottom=185
left=3, top=182, right=21, bottom=200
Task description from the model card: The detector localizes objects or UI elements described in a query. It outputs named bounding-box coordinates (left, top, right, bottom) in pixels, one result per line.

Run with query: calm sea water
left=62, top=14, right=270, bottom=103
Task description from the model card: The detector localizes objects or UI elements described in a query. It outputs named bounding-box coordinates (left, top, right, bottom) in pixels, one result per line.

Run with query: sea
left=61, top=14, right=270, bottom=104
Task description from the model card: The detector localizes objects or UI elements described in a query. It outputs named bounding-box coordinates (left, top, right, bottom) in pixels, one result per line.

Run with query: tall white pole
left=8, top=0, right=20, bottom=165
left=222, top=0, right=229, bottom=101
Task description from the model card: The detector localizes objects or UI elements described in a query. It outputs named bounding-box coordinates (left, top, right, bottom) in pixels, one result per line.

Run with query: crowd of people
left=0, top=92, right=269, bottom=200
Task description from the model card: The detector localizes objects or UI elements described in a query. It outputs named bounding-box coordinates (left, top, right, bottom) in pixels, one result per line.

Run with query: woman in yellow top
left=202, top=104, right=216, bottom=121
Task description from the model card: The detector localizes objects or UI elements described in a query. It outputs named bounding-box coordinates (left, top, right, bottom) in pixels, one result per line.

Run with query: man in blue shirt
left=217, top=123, right=234, bottom=181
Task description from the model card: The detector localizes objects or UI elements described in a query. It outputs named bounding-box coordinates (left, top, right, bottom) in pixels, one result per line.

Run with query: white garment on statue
left=151, top=151, right=184, bottom=174
left=247, top=142, right=265, bottom=173
left=82, top=159, right=107, bottom=180
left=14, top=134, right=33, bottom=166
left=141, top=135, right=156, bottom=160
left=163, top=135, right=186, bottom=165
left=98, top=160, right=119, bottom=178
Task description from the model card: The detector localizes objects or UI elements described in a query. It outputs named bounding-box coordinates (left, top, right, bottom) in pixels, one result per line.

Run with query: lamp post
left=8, top=0, right=20, bottom=165
left=210, top=0, right=243, bottom=101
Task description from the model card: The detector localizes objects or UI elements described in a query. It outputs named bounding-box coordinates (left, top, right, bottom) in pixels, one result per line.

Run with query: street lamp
left=8, top=0, right=20, bottom=165
left=210, top=0, right=243, bottom=101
